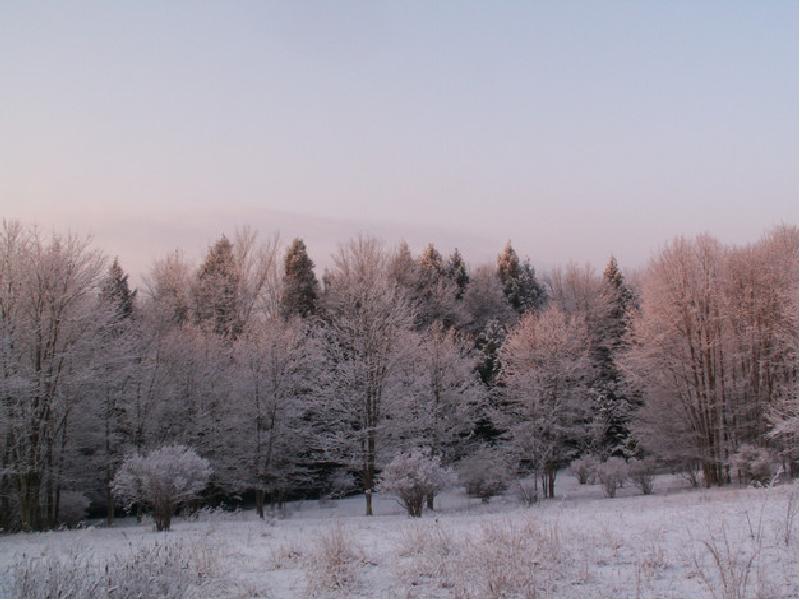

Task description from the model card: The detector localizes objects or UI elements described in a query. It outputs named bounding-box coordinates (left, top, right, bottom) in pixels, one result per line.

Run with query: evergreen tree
left=194, top=236, right=241, bottom=337
left=389, top=240, right=417, bottom=289
left=590, top=256, right=636, bottom=458
left=418, top=243, right=445, bottom=277
left=445, top=249, right=469, bottom=300
left=496, top=241, right=545, bottom=313
left=280, top=238, right=318, bottom=319
left=476, top=318, right=506, bottom=386
left=472, top=318, right=507, bottom=442
left=101, top=257, right=137, bottom=320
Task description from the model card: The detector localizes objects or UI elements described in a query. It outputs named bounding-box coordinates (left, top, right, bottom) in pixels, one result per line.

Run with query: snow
left=1, top=474, right=797, bottom=598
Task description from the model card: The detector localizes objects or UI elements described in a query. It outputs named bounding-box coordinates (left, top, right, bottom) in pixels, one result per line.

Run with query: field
left=1, top=474, right=797, bottom=598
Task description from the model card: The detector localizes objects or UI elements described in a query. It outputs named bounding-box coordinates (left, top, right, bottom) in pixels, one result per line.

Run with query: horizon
left=1, top=0, right=797, bottom=282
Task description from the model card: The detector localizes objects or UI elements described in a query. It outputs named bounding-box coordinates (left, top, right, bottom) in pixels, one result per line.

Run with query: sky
left=0, top=0, right=797, bottom=281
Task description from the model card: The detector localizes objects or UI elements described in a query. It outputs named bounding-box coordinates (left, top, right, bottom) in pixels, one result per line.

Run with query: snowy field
left=1, top=474, right=797, bottom=598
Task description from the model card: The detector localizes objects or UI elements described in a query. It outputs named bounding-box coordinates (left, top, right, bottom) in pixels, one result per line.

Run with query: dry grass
left=10, top=536, right=222, bottom=599
left=304, top=523, right=364, bottom=597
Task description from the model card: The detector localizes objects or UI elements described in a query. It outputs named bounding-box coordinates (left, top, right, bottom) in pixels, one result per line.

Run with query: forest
left=0, top=219, right=797, bottom=532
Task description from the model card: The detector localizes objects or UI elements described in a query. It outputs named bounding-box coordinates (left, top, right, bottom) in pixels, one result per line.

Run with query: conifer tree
left=418, top=243, right=445, bottom=277
left=496, top=241, right=545, bottom=313
left=280, top=238, right=318, bottom=319
left=590, top=256, right=636, bottom=457
left=445, top=249, right=469, bottom=300
left=98, top=257, right=137, bottom=525
left=194, top=236, right=241, bottom=337
left=101, top=257, right=137, bottom=320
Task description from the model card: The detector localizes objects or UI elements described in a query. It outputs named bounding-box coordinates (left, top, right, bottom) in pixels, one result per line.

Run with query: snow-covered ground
left=1, top=474, right=797, bottom=598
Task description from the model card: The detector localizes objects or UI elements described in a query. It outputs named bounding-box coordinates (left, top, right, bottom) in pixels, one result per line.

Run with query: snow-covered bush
left=112, top=444, right=211, bottom=531
left=596, top=457, right=628, bottom=498
left=569, top=456, right=598, bottom=485
left=305, top=523, right=363, bottom=597
left=11, top=537, right=220, bottom=598
left=730, top=444, right=774, bottom=486
left=458, top=447, right=509, bottom=502
left=628, top=457, right=657, bottom=495
left=515, top=476, right=539, bottom=506
left=57, top=491, right=91, bottom=527
left=377, top=449, right=453, bottom=517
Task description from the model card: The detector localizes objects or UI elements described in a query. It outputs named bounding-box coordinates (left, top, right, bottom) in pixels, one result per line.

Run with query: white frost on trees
left=377, top=449, right=453, bottom=517
left=112, top=444, right=211, bottom=531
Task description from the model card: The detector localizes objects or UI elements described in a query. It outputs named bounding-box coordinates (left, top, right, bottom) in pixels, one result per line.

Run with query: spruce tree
left=280, top=238, right=319, bottom=319
left=473, top=318, right=507, bottom=442
left=476, top=318, right=506, bottom=386
left=496, top=241, right=545, bottom=313
left=418, top=243, right=445, bottom=277
left=101, top=257, right=137, bottom=320
left=445, top=249, right=469, bottom=300
left=194, top=235, right=241, bottom=337
left=590, top=256, right=637, bottom=457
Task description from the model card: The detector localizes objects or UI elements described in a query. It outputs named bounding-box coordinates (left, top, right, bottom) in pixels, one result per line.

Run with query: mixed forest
left=0, top=219, right=797, bottom=532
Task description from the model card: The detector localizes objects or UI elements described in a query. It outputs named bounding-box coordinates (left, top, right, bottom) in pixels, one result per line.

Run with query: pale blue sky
left=0, top=1, right=796, bottom=278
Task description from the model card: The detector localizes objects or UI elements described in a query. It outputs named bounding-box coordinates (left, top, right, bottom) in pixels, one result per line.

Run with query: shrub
left=569, top=456, right=598, bottom=485
left=680, top=463, right=702, bottom=488
left=628, top=458, right=657, bottom=495
left=377, top=449, right=453, bottom=517
left=112, top=444, right=212, bottom=531
left=515, top=476, right=539, bottom=506
left=458, top=447, right=509, bottom=502
left=596, top=457, right=628, bottom=498
left=730, top=444, right=774, bottom=486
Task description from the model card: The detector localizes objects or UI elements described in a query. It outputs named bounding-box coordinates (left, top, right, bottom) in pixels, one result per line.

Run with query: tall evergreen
left=194, top=235, right=241, bottom=337
left=476, top=318, right=506, bottom=386
left=496, top=241, right=545, bottom=313
left=418, top=243, right=445, bottom=277
left=280, top=239, right=319, bottom=319
left=473, top=318, right=507, bottom=442
left=101, top=257, right=137, bottom=320
left=591, top=256, right=637, bottom=457
left=445, top=249, right=469, bottom=300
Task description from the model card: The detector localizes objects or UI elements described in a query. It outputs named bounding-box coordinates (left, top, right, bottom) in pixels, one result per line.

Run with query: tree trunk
left=426, top=493, right=434, bottom=511
left=255, top=489, right=264, bottom=519
left=365, top=427, right=375, bottom=516
left=106, top=484, right=115, bottom=527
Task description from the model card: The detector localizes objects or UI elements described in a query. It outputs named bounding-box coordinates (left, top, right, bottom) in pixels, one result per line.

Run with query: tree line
left=0, top=219, right=796, bottom=530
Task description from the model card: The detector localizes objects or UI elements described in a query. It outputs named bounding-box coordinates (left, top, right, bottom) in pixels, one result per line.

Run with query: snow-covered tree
left=496, top=241, right=545, bottom=313
left=0, top=222, right=111, bottom=530
left=623, top=228, right=799, bottom=485
left=461, top=264, right=514, bottom=336
left=393, top=321, right=482, bottom=507
left=499, top=306, right=590, bottom=498
left=589, top=257, right=637, bottom=458
left=101, top=257, right=137, bottom=321
left=193, top=236, right=241, bottom=337
left=318, top=236, right=417, bottom=516
left=232, top=317, right=316, bottom=516
left=112, top=444, right=211, bottom=531
left=445, top=248, right=469, bottom=300
left=280, top=238, right=318, bottom=319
